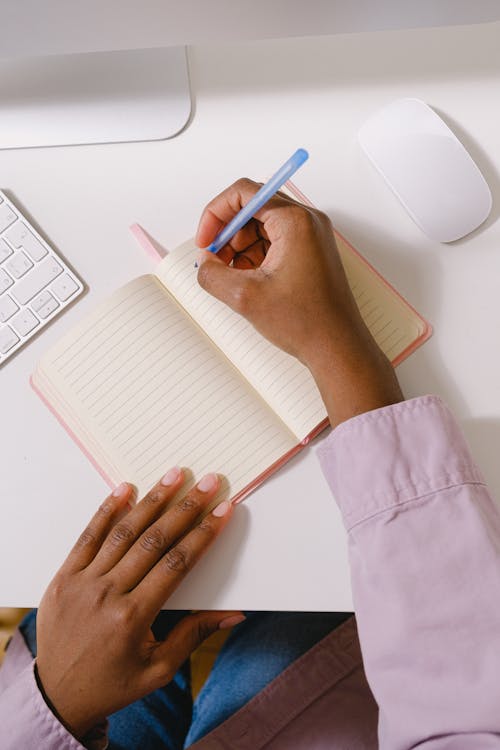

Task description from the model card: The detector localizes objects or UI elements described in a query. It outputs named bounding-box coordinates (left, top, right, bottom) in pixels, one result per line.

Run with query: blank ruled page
left=35, top=275, right=296, bottom=498
left=157, top=242, right=327, bottom=440
left=335, top=234, right=426, bottom=361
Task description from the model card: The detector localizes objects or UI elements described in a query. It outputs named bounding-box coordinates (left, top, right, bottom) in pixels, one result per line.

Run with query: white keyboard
left=0, top=190, right=83, bottom=365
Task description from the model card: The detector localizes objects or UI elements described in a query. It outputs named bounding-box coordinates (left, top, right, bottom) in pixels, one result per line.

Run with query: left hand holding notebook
left=35, top=469, right=243, bottom=741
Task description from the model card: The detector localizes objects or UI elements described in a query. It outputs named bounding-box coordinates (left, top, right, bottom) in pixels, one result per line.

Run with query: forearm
left=318, top=396, right=500, bottom=748
left=306, top=327, right=403, bottom=428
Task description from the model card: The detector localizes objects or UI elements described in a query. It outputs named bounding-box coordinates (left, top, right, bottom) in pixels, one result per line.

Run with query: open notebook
left=31, top=188, right=431, bottom=504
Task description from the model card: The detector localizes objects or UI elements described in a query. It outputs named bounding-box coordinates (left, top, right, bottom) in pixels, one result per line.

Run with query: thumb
left=149, top=611, right=245, bottom=684
left=197, top=251, right=257, bottom=315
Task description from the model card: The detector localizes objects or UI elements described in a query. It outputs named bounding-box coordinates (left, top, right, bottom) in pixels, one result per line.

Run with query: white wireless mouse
left=358, top=98, right=492, bottom=243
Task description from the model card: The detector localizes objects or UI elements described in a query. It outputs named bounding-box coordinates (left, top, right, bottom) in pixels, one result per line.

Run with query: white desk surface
left=2, top=21, right=500, bottom=610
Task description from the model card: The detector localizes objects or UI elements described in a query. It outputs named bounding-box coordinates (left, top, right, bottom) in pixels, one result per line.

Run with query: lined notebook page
left=335, top=234, right=426, bottom=361
left=35, top=275, right=296, bottom=498
left=156, top=242, right=327, bottom=440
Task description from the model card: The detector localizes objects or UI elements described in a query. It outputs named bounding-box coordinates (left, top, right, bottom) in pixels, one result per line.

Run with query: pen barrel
left=208, top=148, right=309, bottom=253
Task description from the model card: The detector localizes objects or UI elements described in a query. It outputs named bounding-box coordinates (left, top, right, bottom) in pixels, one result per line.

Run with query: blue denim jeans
left=20, top=609, right=352, bottom=749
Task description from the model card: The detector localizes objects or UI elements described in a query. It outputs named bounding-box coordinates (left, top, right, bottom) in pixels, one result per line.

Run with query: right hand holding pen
left=196, top=179, right=403, bottom=426
left=196, top=178, right=367, bottom=370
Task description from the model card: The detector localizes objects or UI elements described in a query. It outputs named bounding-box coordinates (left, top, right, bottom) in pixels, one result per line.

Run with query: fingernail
left=112, top=482, right=129, bottom=497
left=161, top=466, right=182, bottom=486
left=219, top=614, right=246, bottom=630
left=212, top=500, right=231, bottom=517
left=197, top=473, right=218, bottom=493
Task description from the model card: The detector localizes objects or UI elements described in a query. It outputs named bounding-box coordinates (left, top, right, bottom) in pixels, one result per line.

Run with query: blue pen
left=204, top=148, right=309, bottom=255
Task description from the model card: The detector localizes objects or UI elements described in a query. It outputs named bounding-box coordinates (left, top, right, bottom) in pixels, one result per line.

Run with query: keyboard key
left=0, top=190, right=83, bottom=365
left=0, top=239, right=13, bottom=262
left=0, top=295, right=18, bottom=323
left=5, top=251, right=33, bottom=279
left=0, top=268, right=14, bottom=294
left=11, top=308, right=39, bottom=337
left=31, top=290, right=59, bottom=319
left=0, top=203, right=17, bottom=232
left=11, top=257, right=63, bottom=305
left=0, top=325, right=19, bottom=353
left=51, top=273, right=79, bottom=302
left=5, top=222, right=48, bottom=262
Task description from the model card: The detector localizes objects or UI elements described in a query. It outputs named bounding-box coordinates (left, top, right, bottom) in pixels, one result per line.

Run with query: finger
left=147, top=610, right=246, bottom=687
left=215, top=244, right=234, bottom=265
left=232, top=238, right=269, bottom=270
left=197, top=251, right=261, bottom=314
left=227, top=219, right=268, bottom=254
left=110, top=473, right=221, bottom=591
left=91, top=467, right=185, bottom=575
left=134, top=497, right=234, bottom=619
left=196, top=178, right=297, bottom=249
left=195, top=210, right=225, bottom=250
left=64, top=482, right=133, bottom=572
left=207, top=222, right=268, bottom=269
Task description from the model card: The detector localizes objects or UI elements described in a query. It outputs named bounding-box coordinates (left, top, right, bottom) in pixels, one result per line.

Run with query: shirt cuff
left=0, top=629, right=108, bottom=750
left=317, top=395, right=485, bottom=531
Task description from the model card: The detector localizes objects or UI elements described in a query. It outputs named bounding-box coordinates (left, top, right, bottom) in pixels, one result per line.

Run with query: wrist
left=305, top=331, right=404, bottom=428
left=35, top=662, right=99, bottom=740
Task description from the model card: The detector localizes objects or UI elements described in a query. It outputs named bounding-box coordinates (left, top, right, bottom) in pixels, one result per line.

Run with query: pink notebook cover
left=31, top=183, right=432, bottom=504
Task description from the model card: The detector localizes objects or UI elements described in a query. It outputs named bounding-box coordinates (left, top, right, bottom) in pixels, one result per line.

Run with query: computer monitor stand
left=0, top=47, right=192, bottom=149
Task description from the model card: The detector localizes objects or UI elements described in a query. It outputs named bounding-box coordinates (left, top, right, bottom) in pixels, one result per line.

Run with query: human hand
left=196, top=179, right=403, bottom=426
left=196, top=178, right=367, bottom=369
left=36, top=469, right=242, bottom=740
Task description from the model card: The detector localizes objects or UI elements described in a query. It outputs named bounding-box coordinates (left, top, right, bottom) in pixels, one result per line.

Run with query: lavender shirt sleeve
left=318, top=395, right=500, bottom=749
left=0, top=629, right=93, bottom=749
